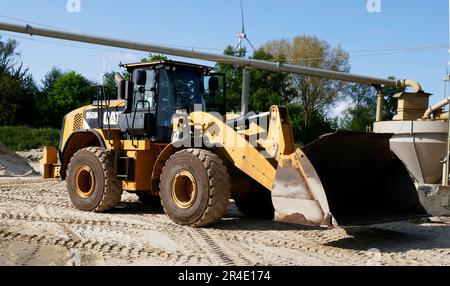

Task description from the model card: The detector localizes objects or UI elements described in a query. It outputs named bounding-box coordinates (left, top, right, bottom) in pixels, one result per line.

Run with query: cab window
left=132, top=68, right=155, bottom=110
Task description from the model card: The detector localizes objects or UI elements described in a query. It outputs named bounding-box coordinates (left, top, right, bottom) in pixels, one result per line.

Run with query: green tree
left=340, top=79, right=405, bottom=132
left=289, top=105, right=337, bottom=145
left=45, top=72, right=93, bottom=128
left=216, top=39, right=344, bottom=145
left=0, top=38, right=19, bottom=74
left=382, top=76, right=404, bottom=120
left=141, top=53, right=168, bottom=62
left=36, top=67, right=64, bottom=126
left=215, top=46, right=247, bottom=112
left=0, top=73, right=23, bottom=125
left=214, top=47, right=290, bottom=112
left=103, top=71, right=118, bottom=99
left=340, top=84, right=377, bottom=132
left=249, top=49, right=294, bottom=112
left=0, top=37, right=38, bottom=127
left=262, top=36, right=350, bottom=126
left=41, top=67, right=63, bottom=94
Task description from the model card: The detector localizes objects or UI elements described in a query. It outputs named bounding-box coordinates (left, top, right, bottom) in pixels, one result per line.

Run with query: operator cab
left=115, top=60, right=226, bottom=142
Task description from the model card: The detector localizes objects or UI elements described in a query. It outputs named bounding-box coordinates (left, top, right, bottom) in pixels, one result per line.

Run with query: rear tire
left=159, top=149, right=230, bottom=227
left=67, top=147, right=123, bottom=212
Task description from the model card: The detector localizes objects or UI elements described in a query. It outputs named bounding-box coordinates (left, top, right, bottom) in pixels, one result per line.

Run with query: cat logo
left=104, top=111, right=119, bottom=126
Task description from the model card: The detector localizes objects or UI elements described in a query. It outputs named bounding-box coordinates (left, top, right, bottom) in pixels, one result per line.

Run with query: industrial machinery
left=0, top=22, right=430, bottom=227
left=373, top=92, right=450, bottom=216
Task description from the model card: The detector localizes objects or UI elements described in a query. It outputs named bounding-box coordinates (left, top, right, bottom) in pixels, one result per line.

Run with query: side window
left=156, top=69, right=174, bottom=128
left=203, top=74, right=226, bottom=114
left=133, top=68, right=155, bottom=110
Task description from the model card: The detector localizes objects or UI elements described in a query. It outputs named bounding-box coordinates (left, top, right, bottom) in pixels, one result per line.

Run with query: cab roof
left=120, top=60, right=212, bottom=71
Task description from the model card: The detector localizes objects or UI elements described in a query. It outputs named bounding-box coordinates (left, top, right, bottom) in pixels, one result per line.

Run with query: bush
left=0, top=126, right=60, bottom=151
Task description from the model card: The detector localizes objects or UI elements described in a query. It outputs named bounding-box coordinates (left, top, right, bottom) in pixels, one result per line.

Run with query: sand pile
left=0, top=142, right=37, bottom=177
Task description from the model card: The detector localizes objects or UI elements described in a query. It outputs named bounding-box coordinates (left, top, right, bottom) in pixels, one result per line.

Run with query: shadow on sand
left=110, top=201, right=450, bottom=252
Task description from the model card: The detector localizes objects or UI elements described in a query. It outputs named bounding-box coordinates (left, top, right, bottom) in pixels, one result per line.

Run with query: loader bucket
left=272, top=131, right=428, bottom=227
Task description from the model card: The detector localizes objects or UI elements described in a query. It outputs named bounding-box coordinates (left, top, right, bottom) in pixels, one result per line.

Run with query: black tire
left=159, top=149, right=230, bottom=227
left=67, top=147, right=123, bottom=212
left=137, top=192, right=162, bottom=207
left=234, top=181, right=275, bottom=220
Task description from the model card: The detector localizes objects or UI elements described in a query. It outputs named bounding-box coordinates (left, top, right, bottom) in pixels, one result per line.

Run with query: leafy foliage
left=340, top=79, right=404, bottom=132
left=340, top=84, right=377, bottom=132
left=263, top=36, right=350, bottom=126
left=43, top=72, right=93, bottom=128
left=41, top=67, right=63, bottom=94
left=216, top=36, right=347, bottom=145
left=0, top=37, right=38, bottom=127
left=103, top=71, right=118, bottom=100
left=2, top=35, right=403, bottom=147
left=142, top=54, right=168, bottom=62
left=0, top=126, right=60, bottom=151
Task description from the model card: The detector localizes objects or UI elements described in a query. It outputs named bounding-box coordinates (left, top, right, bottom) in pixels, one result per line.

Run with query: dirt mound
left=0, top=143, right=37, bottom=177
left=16, top=149, right=43, bottom=162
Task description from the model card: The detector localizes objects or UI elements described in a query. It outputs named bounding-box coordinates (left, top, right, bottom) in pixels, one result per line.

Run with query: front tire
left=159, top=149, right=230, bottom=227
left=67, top=147, right=123, bottom=212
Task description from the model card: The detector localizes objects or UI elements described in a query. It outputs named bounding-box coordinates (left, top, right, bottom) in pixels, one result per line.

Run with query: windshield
left=167, top=68, right=202, bottom=110
left=156, top=67, right=203, bottom=141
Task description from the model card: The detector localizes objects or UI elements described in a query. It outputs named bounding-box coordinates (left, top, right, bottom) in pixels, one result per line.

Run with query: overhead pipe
left=0, top=22, right=424, bottom=92
left=423, top=97, right=450, bottom=119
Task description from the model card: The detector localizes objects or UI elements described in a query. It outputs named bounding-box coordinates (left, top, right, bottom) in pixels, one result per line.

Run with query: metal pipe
left=0, top=22, right=423, bottom=92
left=423, top=97, right=450, bottom=119
left=241, top=68, right=251, bottom=115
left=403, top=80, right=422, bottom=93
left=443, top=109, right=450, bottom=186
left=375, top=85, right=384, bottom=122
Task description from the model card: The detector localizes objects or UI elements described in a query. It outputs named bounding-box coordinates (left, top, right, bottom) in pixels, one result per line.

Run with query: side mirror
left=133, top=70, right=147, bottom=86
left=208, top=76, right=219, bottom=92
left=123, top=81, right=134, bottom=114
left=117, top=80, right=126, bottom=100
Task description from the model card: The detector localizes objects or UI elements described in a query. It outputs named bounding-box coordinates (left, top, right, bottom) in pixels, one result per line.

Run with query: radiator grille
left=73, top=113, right=83, bottom=131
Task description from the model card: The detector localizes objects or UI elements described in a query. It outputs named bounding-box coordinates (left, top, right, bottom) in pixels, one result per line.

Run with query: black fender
left=60, top=129, right=106, bottom=180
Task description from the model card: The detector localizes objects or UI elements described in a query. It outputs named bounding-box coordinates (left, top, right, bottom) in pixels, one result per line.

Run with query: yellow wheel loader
left=0, top=22, right=427, bottom=227
left=40, top=59, right=427, bottom=227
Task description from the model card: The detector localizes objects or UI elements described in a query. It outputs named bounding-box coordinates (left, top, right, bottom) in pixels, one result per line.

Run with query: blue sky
left=0, top=0, right=448, bottom=106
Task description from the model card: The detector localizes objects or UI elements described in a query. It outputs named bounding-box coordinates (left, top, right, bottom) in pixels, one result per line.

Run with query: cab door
left=203, top=73, right=226, bottom=115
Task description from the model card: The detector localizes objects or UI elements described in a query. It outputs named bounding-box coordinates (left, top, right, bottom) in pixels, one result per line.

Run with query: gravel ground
left=0, top=177, right=449, bottom=266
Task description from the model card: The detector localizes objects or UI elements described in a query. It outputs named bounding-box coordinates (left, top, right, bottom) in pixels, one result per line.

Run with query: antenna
left=445, top=0, right=450, bottom=101
left=234, top=0, right=255, bottom=53
left=97, top=55, right=106, bottom=85
left=447, top=0, right=450, bottom=80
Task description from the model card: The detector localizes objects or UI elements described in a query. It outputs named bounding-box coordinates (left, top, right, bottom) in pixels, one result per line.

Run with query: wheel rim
left=74, top=165, right=95, bottom=199
left=171, top=170, right=197, bottom=209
